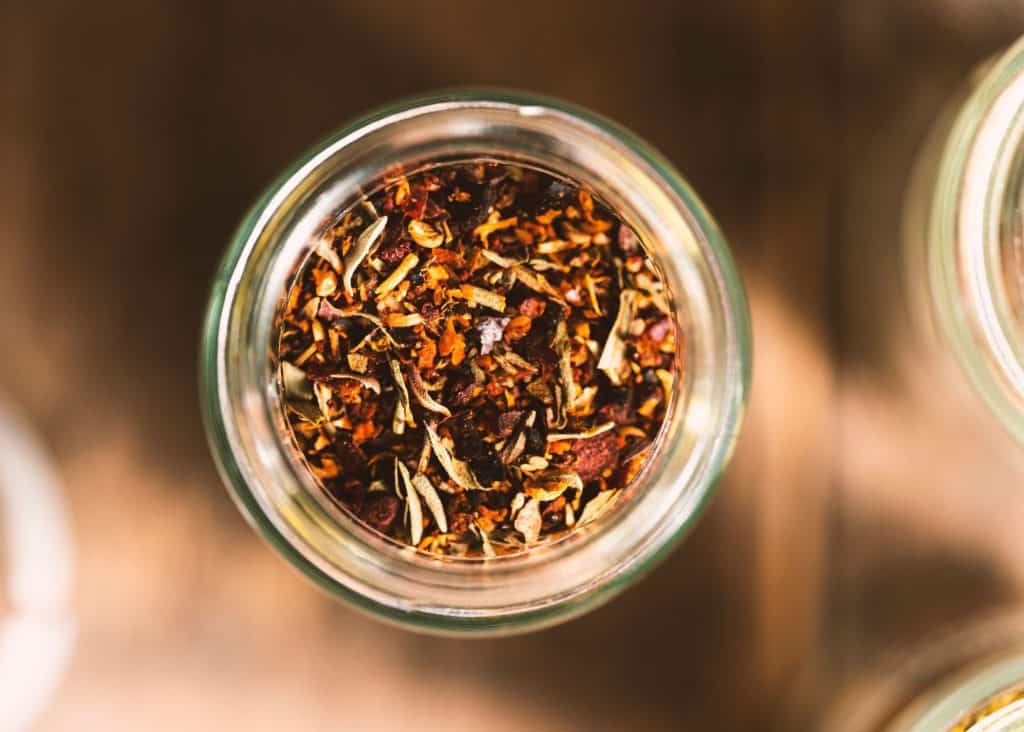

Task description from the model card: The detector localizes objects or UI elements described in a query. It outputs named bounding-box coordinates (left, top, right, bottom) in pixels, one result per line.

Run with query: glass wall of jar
left=905, top=36, right=1024, bottom=442
left=0, top=399, right=75, bottom=730
left=818, top=613, right=1024, bottom=732
left=201, top=91, right=750, bottom=635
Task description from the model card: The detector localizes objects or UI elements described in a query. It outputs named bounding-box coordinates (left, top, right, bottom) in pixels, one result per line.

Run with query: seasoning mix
left=276, top=161, right=677, bottom=557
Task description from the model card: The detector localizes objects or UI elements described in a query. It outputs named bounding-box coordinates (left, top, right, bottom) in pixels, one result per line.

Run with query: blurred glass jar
left=905, top=36, right=1024, bottom=441
left=0, top=399, right=74, bottom=730
left=821, top=614, right=1024, bottom=732
left=201, top=91, right=750, bottom=634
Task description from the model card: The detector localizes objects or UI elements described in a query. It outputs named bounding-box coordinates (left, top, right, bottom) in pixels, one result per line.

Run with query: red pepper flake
left=359, top=494, right=400, bottom=533
left=504, top=315, right=532, bottom=342
left=571, top=429, right=621, bottom=482
left=403, top=185, right=428, bottom=219
left=519, top=296, right=547, bottom=319
left=378, top=237, right=413, bottom=264
left=417, top=338, right=437, bottom=370
left=497, top=410, right=525, bottom=437
left=648, top=317, right=673, bottom=344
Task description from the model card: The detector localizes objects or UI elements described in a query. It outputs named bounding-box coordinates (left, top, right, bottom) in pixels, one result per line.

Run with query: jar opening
left=271, top=156, right=690, bottom=563
left=928, top=37, right=1024, bottom=440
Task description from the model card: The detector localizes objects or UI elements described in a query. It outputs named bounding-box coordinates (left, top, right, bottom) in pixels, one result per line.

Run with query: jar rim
left=930, top=39, right=1024, bottom=441
left=200, top=89, right=750, bottom=633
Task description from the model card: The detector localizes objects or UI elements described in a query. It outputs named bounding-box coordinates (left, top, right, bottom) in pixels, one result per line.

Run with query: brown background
left=3, top=1, right=1024, bottom=729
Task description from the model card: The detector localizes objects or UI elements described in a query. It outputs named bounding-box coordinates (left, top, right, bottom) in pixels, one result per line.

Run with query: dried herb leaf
left=408, top=220, right=444, bottom=248
left=389, top=357, right=416, bottom=434
left=547, top=421, right=615, bottom=441
left=384, top=312, right=424, bottom=328
left=323, top=372, right=382, bottom=394
left=473, top=216, right=517, bottom=243
left=313, top=381, right=333, bottom=420
left=536, top=239, right=574, bottom=254
left=578, top=489, right=621, bottom=527
left=509, top=492, right=527, bottom=518
left=479, top=249, right=519, bottom=268
left=342, top=216, right=388, bottom=297
left=346, top=310, right=400, bottom=347
left=425, top=420, right=486, bottom=492
left=395, top=459, right=423, bottom=545
left=375, top=252, right=420, bottom=296
left=514, top=498, right=542, bottom=544
left=524, top=470, right=583, bottom=502
left=512, top=265, right=564, bottom=302
left=474, top=522, right=497, bottom=557
left=459, top=284, right=506, bottom=313
left=552, top=319, right=575, bottom=429
left=407, top=366, right=452, bottom=417
left=281, top=361, right=314, bottom=401
left=411, top=472, right=447, bottom=533
left=315, top=238, right=342, bottom=272
left=597, top=289, right=638, bottom=385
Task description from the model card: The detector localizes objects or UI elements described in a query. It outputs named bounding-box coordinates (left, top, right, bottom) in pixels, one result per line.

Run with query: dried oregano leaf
left=547, top=421, right=615, bottom=442
left=524, top=470, right=583, bottom=502
left=411, top=472, right=447, bottom=534
left=578, top=489, right=621, bottom=527
left=425, top=420, right=486, bottom=491
left=408, top=220, right=444, bottom=248
left=342, top=216, right=388, bottom=297
left=281, top=361, right=313, bottom=401
left=395, top=459, right=423, bottom=545
left=407, top=366, right=451, bottom=417
left=376, top=252, right=420, bottom=296
left=514, top=497, right=542, bottom=544
left=389, top=357, right=415, bottom=435
left=597, top=289, right=638, bottom=386
left=552, top=319, right=574, bottom=429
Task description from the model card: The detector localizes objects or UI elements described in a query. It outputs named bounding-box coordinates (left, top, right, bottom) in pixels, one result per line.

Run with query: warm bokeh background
left=3, top=2, right=1024, bottom=729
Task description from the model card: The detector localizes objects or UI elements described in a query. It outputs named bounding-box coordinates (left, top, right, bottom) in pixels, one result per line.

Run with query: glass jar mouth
left=932, top=38, right=1024, bottom=440
left=274, top=154, right=687, bottom=564
left=201, top=90, right=750, bottom=632
left=0, top=400, right=75, bottom=729
left=908, top=661, right=1024, bottom=731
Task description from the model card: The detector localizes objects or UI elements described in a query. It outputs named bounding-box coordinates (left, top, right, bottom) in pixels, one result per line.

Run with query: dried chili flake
left=276, top=162, right=677, bottom=557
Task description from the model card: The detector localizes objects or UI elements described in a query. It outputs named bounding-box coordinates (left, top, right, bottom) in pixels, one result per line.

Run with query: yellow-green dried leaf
left=342, top=216, right=387, bottom=297
left=408, top=220, right=444, bottom=248
left=579, top=489, right=621, bottom=527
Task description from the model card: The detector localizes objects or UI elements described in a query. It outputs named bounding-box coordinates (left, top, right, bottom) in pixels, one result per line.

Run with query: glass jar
left=819, top=613, right=1024, bottom=732
left=905, top=36, right=1024, bottom=442
left=0, top=399, right=74, bottom=730
left=201, top=91, right=750, bottom=634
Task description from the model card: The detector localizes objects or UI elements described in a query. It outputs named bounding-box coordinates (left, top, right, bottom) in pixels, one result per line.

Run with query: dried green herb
left=277, top=162, right=677, bottom=556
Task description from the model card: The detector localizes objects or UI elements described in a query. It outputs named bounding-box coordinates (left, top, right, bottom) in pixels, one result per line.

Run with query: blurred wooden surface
left=821, top=1, right=1024, bottom=725
left=2, top=2, right=1022, bottom=730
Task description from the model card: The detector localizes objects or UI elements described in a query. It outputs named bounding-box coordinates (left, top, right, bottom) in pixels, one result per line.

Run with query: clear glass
left=906, top=36, right=1024, bottom=442
left=0, top=399, right=74, bottom=729
left=820, top=613, right=1024, bottom=732
left=201, top=91, right=750, bottom=634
